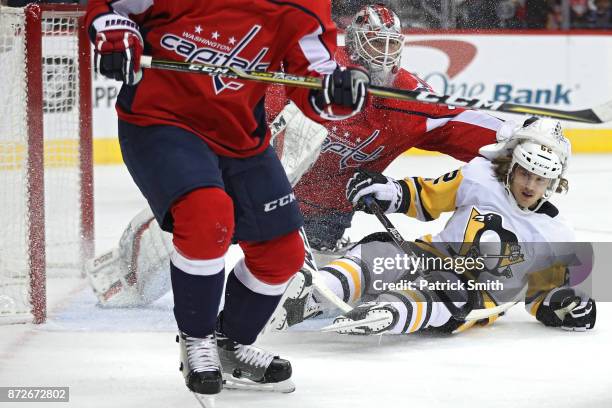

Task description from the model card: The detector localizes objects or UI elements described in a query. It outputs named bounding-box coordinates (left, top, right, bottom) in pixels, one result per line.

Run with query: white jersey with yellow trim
left=402, top=156, right=575, bottom=306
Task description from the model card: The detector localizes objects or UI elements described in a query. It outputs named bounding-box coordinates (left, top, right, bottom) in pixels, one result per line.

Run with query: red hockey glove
left=93, top=16, right=143, bottom=85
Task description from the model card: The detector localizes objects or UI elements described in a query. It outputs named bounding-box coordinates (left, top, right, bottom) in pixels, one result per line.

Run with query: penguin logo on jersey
left=454, top=208, right=524, bottom=278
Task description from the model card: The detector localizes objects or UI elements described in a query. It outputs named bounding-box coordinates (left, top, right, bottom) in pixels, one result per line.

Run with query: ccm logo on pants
left=264, top=193, right=296, bottom=212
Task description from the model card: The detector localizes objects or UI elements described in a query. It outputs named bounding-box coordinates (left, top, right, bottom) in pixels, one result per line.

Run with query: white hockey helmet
left=505, top=118, right=570, bottom=212
left=345, top=4, right=404, bottom=86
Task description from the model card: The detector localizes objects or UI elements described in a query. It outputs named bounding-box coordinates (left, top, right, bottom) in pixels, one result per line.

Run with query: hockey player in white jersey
left=273, top=118, right=597, bottom=334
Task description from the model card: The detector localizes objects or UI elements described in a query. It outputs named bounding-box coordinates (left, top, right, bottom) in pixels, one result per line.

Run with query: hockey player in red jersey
left=267, top=4, right=509, bottom=254
left=85, top=0, right=369, bottom=397
left=85, top=4, right=518, bottom=321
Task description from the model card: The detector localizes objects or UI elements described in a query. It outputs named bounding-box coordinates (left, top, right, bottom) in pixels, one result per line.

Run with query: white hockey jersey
left=400, top=157, right=577, bottom=316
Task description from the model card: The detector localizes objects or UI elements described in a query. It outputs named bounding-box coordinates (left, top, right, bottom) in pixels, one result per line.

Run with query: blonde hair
left=491, top=155, right=568, bottom=194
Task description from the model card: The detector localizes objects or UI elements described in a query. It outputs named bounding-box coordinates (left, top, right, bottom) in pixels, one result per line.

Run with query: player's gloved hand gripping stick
left=139, top=56, right=612, bottom=124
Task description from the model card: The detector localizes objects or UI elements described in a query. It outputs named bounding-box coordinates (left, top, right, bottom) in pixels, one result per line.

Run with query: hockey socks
left=220, top=260, right=289, bottom=345
left=170, top=261, right=225, bottom=337
left=318, top=257, right=364, bottom=303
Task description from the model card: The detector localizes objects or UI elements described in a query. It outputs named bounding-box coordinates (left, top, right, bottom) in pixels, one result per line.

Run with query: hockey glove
left=315, top=67, right=370, bottom=119
left=536, top=287, right=596, bottom=331
left=346, top=169, right=409, bottom=214
left=93, top=15, right=143, bottom=85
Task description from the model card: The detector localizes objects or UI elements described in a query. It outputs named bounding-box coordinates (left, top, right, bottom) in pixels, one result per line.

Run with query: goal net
left=0, top=4, right=93, bottom=324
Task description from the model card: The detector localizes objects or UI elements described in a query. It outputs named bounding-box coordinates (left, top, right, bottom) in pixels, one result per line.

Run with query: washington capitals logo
left=321, top=130, right=385, bottom=169
left=161, top=25, right=270, bottom=94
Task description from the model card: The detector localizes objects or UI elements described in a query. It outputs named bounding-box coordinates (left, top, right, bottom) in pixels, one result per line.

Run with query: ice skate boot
left=216, top=332, right=295, bottom=393
left=177, top=332, right=223, bottom=394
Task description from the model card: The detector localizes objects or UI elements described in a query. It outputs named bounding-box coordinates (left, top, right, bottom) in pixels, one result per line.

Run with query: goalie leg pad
left=86, top=207, right=174, bottom=307
left=271, top=101, right=328, bottom=187
left=86, top=249, right=141, bottom=307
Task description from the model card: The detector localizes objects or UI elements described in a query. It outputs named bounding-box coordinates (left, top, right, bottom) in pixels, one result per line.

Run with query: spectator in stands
left=463, top=0, right=500, bottom=28
left=588, top=0, right=612, bottom=27
left=525, top=0, right=552, bottom=28
left=496, top=0, right=528, bottom=28
left=570, top=0, right=595, bottom=27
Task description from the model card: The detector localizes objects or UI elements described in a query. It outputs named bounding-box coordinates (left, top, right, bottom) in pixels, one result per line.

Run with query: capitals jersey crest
left=320, top=129, right=385, bottom=170
left=160, top=25, right=271, bottom=94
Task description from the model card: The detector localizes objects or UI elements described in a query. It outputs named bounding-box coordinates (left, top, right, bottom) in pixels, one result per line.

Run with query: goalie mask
left=345, top=4, right=404, bottom=86
left=505, top=118, right=570, bottom=212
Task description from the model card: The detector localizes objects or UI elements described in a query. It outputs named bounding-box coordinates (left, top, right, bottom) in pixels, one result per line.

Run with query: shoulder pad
left=536, top=201, right=559, bottom=218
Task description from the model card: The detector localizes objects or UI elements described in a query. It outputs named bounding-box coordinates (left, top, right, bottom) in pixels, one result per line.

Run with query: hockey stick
left=140, top=56, right=612, bottom=124
left=299, top=228, right=353, bottom=314
left=362, top=196, right=518, bottom=321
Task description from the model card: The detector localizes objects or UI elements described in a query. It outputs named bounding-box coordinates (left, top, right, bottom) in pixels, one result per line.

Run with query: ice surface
left=1, top=155, right=611, bottom=407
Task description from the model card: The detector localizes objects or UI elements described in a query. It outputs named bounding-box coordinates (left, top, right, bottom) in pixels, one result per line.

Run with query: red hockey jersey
left=266, top=48, right=503, bottom=215
left=86, top=0, right=338, bottom=158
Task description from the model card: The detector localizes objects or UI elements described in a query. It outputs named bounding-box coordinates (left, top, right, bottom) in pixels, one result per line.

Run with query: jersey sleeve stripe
left=425, top=117, right=453, bottom=132
left=449, top=110, right=503, bottom=132
left=110, top=0, right=154, bottom=16
left=413, top=178, right=435, bottom=221
left=298, top=26, right=337, bottom=74
left=405, top=177, right=422, bottom=219
left=371, top=103, right=461, bottom=120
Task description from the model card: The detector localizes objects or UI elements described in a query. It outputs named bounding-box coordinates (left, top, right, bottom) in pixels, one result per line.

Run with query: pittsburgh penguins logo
left=454, top=208, right=525, bottom=278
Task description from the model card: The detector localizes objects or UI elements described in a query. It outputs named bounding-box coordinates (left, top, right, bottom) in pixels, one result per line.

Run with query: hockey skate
left=177, top=332, right=223, bottom=395
left=216, top=331, right=295, bottom=393
left=321, top=302, right=399, bottom=334
left=267, top=269, right=322, bottom=331
left=311, top=236, right=355, bottom=267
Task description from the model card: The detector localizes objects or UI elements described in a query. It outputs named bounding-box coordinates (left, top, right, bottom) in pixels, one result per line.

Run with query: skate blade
left=320, top=313, right=392, bottom=334
left=193, top=393, right=216, bottom=408
left=223, top=375, right=296, bottom=393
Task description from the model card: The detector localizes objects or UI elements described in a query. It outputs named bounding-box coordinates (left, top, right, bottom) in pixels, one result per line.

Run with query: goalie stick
left=140, top=56, right=612, bottom=124
left=362, top=196, right=519, bottom=322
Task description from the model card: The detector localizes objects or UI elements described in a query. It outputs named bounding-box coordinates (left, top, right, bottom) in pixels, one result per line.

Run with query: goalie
left=272, top=118, right=597, bottom=335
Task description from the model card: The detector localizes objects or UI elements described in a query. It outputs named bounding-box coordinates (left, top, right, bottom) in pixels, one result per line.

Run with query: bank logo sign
left=404, top=39, right=574, bottom=106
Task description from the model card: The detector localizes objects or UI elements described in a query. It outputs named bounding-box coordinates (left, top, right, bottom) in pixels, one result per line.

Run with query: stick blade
left=592, top=100, right=612, bottom=123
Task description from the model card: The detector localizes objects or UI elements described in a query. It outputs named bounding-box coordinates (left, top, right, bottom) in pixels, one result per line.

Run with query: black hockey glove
left=536, top=287, right=596, bottom=331
left=315, top=67, right=370, bottom=119
left=92, top=15, right=143, bottom=85
left=346, top=169, right=409, bottom=214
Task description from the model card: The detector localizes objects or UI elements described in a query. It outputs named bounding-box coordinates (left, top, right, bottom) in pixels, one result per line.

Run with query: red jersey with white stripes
left=267, top=48, right=502, bottom=215
left=86, top=0, right=338, bottom=158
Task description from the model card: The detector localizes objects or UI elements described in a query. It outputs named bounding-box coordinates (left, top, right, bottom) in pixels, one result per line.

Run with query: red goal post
left=0, top=3, right=93, bottom=324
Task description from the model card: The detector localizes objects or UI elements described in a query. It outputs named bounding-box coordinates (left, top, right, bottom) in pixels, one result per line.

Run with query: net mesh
left=0, top=6, right=87, bottom=320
